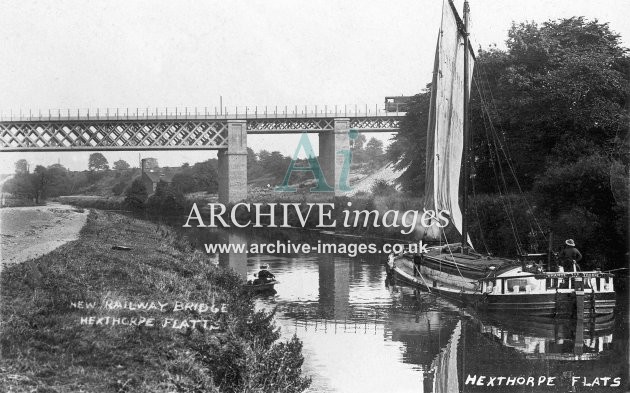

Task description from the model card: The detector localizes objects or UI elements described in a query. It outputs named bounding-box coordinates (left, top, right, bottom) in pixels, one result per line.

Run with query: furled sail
left=420, top=0, right=474, bottom=246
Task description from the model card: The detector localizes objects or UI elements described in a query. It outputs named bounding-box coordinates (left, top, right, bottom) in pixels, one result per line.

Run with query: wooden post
left=575, top=280, right=585, bottom=356
left=548, top=232, right=554, bottom=271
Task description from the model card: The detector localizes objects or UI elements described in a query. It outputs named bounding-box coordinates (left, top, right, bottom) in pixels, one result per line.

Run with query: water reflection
left=318, top=253, right=350, bottom=320
left=174, top=225, right=627, bottom=392
left=217, top=232, right=248, bottom=280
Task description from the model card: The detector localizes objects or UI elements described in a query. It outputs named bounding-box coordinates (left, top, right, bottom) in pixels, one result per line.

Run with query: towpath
left=0, top=203, right=88, bottom=269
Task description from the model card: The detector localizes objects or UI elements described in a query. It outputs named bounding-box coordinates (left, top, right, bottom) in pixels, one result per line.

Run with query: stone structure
left=218, top=120, right=248, bottom=203
left=140, top=158, right=175, bottom=194
left=319, top=118, right=351, bottom=195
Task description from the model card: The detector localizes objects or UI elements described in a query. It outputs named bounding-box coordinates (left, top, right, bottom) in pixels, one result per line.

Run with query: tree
left=247, top=148, right=261, bottom=178
left=15, top=159, right=29, bottom=175
left=125, top=179, right=148, bottom=209
left=32, top=165, right=48, bottom=203
left=88, top=153, right=109, bottom=171
left=171, top=172, right=196, bottom=193
left=352, top=134, right=368, bottom=163
left=353, top=134, right=367, bottom=151
left=470, top=18, right=629, bottom=192
left=390, top=17, right=629, bottom=195
left=365, top=138, right=385, bottom=168
left=45, top=164, right=70, bottom=197
left=386, top=90, right=431, bottom=192
left=191, top=160, right=218, bottom=192
left=146, top=180, right=186, bottom=213
left=113, top=159, right=130, bottom=171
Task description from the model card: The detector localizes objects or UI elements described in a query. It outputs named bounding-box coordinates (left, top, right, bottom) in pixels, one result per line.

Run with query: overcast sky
left=1, top=0, right=628, bottom=173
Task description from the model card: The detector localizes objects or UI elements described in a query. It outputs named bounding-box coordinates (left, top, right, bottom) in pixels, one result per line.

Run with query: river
left=171, top=224, right=628, bottom=393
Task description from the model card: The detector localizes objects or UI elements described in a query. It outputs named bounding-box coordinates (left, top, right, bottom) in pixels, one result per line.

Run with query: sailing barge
left=388, top=248, right=616, bottom=319
left=387, top=0, right=616, bottom=320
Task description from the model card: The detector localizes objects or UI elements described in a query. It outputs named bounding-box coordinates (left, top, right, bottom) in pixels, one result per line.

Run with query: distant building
left=140, top=158, right=174, bottom=193
left=384, top=96, right=412, bottom=112
left=141, top=171, right=175, bottom=193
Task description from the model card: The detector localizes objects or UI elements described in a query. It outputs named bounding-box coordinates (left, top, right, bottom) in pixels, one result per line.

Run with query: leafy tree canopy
left=15, top=159, right=29, bottom=175
left=113, top=159, right=130, bottom=171
left=389, top=17, right=628, bottom=194
left=88, top=153, right=109, bottom=171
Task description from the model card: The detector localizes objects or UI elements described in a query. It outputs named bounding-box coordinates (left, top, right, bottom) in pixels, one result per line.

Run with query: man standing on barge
left=559, top=239, right=582, bottom=272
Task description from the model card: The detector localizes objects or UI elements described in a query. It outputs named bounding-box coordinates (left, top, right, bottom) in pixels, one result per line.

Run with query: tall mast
left=461, top=0, right=471, bottom=251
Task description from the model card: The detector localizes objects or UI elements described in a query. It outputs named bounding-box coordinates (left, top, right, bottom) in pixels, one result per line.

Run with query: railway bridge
left=0, top=105, right=404, bottom=202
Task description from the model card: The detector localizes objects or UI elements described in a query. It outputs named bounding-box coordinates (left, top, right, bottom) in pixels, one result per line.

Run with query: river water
left=174, top=225, right=628, bottom=393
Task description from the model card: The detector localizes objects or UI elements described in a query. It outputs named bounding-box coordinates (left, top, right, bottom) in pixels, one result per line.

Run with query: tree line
left=388, top=17, right=629, bottom=270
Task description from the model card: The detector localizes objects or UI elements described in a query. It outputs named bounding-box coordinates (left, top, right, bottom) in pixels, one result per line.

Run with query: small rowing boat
left=245, top=279, right=278, bottom=292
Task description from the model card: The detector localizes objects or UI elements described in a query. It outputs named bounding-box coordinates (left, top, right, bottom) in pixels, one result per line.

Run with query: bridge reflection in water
left=217, top=232, right=248, bottom=280
left=201, top=231, right=626, bottom=393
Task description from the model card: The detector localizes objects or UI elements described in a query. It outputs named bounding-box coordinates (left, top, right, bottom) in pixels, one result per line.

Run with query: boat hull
left=244, top=280, right=277, bottom=292
left=389, top=260, right=616, bottom=320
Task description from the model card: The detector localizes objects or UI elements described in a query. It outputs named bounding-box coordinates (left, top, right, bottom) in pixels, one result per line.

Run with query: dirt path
left=348, top=164, right=400, bottom=196
left=0, top=203, right=89, bottom=267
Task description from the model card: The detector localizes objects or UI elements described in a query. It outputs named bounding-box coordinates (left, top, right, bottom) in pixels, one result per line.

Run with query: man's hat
left=565, top=239, right=575, bottom=247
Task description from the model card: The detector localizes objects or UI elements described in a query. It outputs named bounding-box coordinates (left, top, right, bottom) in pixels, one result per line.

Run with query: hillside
left=348, top=163, right=401, bottom=196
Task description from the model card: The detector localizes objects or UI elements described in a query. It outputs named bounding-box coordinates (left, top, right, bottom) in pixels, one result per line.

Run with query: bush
left=112, top=181, right=127, bottom=196
left=124, top=179, right=148, bottom=210
left=370, top=179, right=397, bottom=196
left=146, top=181, right=186, bottom=214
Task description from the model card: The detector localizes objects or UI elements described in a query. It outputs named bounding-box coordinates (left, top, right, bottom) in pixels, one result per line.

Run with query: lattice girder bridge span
left=0, top=110, right=403, bottom=202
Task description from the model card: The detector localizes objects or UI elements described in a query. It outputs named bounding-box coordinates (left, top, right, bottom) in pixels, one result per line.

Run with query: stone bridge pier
left=319, top=118, right=351, bottom=195
left=218, top=120, right=248, bottom=204
left=218, top=118, right=353, bottom=203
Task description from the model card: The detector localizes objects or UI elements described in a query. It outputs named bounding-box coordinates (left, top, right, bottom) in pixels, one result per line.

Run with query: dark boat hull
left=244, top=280, right=278, bottom=292
left=389, top=264, right=616, bottom=320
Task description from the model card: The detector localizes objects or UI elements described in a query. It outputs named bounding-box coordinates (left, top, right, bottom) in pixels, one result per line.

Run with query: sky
left=1, top=0, right=628, bottom=173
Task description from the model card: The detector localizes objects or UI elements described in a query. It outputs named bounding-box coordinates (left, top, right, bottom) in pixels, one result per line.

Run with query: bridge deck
left=0, top=105, right=405, bottom=151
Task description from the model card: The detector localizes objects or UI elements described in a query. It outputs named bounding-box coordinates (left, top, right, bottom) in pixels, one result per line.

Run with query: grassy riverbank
left=0, top=210, right=310, bottom=393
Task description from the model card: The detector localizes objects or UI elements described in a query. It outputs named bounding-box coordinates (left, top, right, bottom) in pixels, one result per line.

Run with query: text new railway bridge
left=0, top=105, right=404, bottom=203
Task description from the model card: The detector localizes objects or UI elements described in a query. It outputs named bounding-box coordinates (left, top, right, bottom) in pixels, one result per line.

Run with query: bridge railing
left=0, top=104, right=407, bottom=122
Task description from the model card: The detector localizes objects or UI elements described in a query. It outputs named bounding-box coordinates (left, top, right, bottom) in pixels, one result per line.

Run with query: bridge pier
left=319, top=118, right=351, bottom=195
left=218, top=120, right=248, bottom=203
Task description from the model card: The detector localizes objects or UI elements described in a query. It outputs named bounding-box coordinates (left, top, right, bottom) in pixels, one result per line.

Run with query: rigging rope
left=474, top=77, right=525, bottom=255
left=470, top=173, right=490, bottom=254
left=476, top=66, right=547, bottom=242
left=441, top=229, right=468, bottom=284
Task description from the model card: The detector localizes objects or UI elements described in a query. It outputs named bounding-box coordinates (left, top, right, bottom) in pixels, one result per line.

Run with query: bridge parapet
left=0, top=104, right=406, bottom=122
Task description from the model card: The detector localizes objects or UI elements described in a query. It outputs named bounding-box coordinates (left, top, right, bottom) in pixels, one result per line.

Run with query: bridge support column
left=319, top=118, right=351, bottom=195
left=218, top=120, right=247, bottom=203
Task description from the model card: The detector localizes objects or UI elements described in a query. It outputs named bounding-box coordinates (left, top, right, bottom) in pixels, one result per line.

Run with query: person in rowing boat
left=558, top=239, right=582, bottom=273
left=257, top=265, right=275, bottom=283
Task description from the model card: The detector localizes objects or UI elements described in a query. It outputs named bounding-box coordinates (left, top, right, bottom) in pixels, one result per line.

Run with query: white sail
left=421, top=0, right=474, bottom=246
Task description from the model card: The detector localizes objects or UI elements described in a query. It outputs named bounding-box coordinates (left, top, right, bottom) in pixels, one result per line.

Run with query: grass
left=56, top=195, right=126, bottom=210
left=0, top=210, right=310, bottom=393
